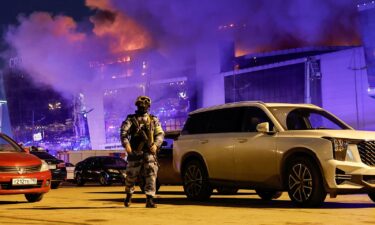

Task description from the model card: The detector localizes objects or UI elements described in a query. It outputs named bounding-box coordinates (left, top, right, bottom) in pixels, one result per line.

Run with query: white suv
left=173, top=101, right=375, bottom=207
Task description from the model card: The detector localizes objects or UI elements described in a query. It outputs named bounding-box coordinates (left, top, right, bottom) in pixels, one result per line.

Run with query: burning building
left=86, top=50, right=195, bottom=149
left=1, top=0, right=371, bottom=150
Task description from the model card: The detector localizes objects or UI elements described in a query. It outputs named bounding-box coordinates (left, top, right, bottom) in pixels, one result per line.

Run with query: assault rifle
left=131, top=117, right=157, bottom=155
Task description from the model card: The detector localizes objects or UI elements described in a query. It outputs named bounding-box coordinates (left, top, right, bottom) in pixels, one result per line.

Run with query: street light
left=48, top=102, right=62, bottom=110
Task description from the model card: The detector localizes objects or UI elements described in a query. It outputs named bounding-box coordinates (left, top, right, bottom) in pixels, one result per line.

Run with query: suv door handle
left=200, top=140, right=209, bottom=144
left=236, top=138, right=248, bottom=143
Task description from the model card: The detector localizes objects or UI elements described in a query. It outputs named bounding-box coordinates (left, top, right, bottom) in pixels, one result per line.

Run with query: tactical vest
left=128, top=114, right=155, bottom=155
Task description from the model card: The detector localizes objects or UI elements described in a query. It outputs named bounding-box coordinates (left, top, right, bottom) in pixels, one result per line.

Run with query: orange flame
left=86, top=0, right=151, bottom=53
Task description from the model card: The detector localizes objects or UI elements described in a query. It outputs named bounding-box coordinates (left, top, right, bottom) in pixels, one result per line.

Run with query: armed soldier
left=120, top=96, right=164, bottom=208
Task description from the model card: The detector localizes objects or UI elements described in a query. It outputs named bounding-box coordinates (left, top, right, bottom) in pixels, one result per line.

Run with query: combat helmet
left=135, top=96, right=151, bottom=114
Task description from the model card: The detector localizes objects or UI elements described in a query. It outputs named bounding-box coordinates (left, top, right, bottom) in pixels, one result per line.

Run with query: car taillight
left=57, top=163, right=66, bottom=168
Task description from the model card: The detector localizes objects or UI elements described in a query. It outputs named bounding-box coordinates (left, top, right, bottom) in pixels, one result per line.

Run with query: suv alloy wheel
left=286, top=157, right=326, bottom=207
left=182, top=160, right=212, bottom=200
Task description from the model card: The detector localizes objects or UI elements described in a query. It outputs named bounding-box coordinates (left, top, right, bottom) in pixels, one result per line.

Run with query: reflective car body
left=30, top=149, right=67, bottom=189
left=65, top=162, right=75, bottom=181
left=157, top=131, right=182, bottom=185
left=0, top=133, right=51, bottom=202
left=74, top=156, right=127, bottom=186
left=174, top=102, right=375, bottom=207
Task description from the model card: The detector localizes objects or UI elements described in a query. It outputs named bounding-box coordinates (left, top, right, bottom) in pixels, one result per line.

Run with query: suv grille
left=357, top=141, right=375, bottom=166
left=0, top=165, right=41, bottom=174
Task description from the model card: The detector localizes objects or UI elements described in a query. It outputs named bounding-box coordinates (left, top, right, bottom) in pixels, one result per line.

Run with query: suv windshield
left=269, top=107, right=351, bottom=130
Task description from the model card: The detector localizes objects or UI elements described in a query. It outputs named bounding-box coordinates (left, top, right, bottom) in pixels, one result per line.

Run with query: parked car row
left=3, top=101, right=375, bottom=208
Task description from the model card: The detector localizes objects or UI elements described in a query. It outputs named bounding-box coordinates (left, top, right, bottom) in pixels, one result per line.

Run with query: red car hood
left=0, top=152, right=42, bottom=167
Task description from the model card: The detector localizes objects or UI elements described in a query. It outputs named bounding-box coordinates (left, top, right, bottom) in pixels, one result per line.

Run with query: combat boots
left=146, top=195, right=157, bottom=208
left=124, top=193, right=132, bottom=207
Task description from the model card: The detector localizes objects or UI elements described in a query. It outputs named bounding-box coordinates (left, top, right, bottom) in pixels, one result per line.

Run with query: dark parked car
left=74, top=156, right=127, bottom=186
left=29, top=148, right=66, bottom=189
left=138, top=130, right=182, bottom=192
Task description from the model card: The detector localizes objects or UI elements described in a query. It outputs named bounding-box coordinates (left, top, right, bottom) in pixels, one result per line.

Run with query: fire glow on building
left=1, top=0, right=372, bottom=151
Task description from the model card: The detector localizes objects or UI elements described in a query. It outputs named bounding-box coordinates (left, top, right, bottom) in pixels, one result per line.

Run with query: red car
left=0, top=133, right=51, bottom=202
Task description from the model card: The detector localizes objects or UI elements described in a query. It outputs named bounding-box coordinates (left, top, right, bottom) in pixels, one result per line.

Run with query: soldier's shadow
left=90, top=190, right=375, bottom=209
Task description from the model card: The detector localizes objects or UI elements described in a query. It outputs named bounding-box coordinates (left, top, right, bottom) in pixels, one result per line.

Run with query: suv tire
left=286, top=157, right=326, bottom=207
left=182, top=160, right=213, bottom=201
left=25, top=193, right=44, bottom=202
left=256, top=189, right=282, bottom=200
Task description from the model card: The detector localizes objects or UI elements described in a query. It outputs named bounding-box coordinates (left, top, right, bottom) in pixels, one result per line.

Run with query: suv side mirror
left=256, top=122, right=270, bottom=133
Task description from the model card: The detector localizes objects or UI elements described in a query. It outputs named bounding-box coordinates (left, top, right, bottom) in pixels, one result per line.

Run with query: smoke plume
left=4, top=12, right=93, bottom=95
left=3, top=0, right=361, bottom=98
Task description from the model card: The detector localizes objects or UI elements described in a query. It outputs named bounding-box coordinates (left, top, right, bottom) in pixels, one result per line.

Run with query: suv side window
left=242, top=107, right=274, bottom=132
left=182, top=111, right=211, bottom=134
left=206, top=107, right=244, bottom=133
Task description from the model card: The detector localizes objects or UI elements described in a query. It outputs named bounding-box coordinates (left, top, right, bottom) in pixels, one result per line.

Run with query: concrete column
left=84, top=89, right=106, bottom=150
left=196, top=41, right=224, bottom=108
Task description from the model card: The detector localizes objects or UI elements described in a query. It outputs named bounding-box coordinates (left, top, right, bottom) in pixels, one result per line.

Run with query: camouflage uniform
left=120, top=112, right=164, bottom=197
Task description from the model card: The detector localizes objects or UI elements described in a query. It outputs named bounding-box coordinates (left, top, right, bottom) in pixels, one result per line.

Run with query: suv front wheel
left=182, top=160, right=213, bottom=201
left=286, top=157, right=326, bottom=207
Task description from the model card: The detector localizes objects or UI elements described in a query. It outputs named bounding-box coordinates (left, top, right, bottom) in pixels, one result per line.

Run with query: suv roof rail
left=190, top=101, right=321, bottom=115
left=190, top=101, right=266, bottom=115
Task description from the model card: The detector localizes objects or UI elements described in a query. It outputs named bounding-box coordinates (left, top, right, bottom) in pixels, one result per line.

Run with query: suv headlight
left=327, top=138, right=349, bottom=161
left=40, top=160, right=49, bottom=172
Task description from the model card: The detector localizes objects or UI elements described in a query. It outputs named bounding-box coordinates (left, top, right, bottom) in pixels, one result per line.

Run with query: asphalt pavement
left=0, top=183, right=374, bottom=225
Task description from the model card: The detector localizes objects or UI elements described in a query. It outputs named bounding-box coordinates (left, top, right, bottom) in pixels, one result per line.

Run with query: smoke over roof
left=2, top=0, right=361, bottom=97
